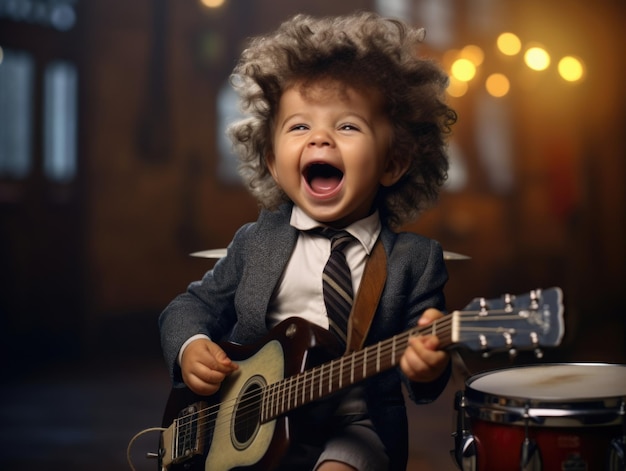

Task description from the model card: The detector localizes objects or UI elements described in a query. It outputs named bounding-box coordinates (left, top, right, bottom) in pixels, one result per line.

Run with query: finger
left=189, top=361, right=232, bottom=384
left=185, top=373, right=222, bottom=396
left=205, top=343, right=238, bottom=372
left=417, top=308, right=444, bottom=326
left=401, top=336, right=449, bottom=382
left=184, top=340, right=237, bottom=373
left=183, top=361, right=233, bottom=396
left=419, top=333, right=441, bottom=351
left=405, top=336, right=444, bottom=371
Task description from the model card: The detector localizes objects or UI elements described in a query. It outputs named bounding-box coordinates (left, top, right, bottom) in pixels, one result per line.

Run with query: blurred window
left=0, top=48, right=34, bottom=179
left=43, top=60, right=78, bottom=182
left=217, top=80, right=243, bottom=184
left=0, top=50, right=78, bottom=183
left=0, top=0, right=77, bottom=31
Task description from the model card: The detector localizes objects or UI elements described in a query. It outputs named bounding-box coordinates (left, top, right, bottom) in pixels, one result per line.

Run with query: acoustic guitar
left=151, top=287, right=564, bottom=471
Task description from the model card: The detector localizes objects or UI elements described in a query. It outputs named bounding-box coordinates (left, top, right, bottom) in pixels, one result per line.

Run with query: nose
left=307, top=128, right=334, bottom=147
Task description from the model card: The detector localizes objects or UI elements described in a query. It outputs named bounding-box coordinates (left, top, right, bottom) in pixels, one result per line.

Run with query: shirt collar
left=290, top=205, right=381, bottom=255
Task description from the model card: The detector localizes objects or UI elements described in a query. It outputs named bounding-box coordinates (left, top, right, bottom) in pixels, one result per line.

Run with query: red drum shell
left=462, top=363, right=626, bottom=471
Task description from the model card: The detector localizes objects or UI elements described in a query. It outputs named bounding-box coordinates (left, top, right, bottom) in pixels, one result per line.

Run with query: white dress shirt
left=178, top=205, right=381, bottom=363
left=266, top=205, right=381, bottom=329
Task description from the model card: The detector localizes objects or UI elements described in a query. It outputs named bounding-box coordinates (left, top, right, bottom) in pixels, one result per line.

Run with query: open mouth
left=304, top=163, right=344, bottom=195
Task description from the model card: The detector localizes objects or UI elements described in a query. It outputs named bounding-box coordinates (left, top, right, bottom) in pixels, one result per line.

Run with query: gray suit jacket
left=159, top=203, right=450, bottom=470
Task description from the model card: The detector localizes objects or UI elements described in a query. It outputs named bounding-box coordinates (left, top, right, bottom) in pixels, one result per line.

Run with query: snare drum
left=454, top=363, right=626, bottom=471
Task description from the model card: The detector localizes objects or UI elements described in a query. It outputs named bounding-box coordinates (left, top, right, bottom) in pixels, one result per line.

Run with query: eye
left=288, top=124, right=309, bottom=132
left=339, top=123, right=361, bottom=132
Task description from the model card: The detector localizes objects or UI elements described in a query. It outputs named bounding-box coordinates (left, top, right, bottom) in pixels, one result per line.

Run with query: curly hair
left=228, top=11, right=457, bottom=228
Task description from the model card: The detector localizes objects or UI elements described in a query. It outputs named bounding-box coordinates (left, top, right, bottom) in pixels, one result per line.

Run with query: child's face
left=267, top=79, right=407, bottom=228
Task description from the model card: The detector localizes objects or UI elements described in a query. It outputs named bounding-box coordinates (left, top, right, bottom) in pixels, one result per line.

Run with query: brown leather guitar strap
left=346, top=237, right=387, bottom=353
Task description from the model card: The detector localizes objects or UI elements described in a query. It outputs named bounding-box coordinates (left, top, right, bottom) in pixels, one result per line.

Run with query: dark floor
left=0, top=348, right=464, bottom=471
left=0, top=316, right=623, bottom=471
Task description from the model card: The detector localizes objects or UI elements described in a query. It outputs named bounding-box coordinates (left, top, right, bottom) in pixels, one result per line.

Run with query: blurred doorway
left=0, top=0, right=85, bottom=370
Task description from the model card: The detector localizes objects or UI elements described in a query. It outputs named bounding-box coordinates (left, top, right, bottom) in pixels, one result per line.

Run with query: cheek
left=268, top=154, right=299, bottom=187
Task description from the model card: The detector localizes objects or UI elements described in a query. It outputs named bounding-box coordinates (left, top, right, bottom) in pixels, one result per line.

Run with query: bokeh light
left=558, top=56, right=585, bottom=82
left=451, top=58, right=477, bottom=82
left=497, top=32, right=522, bottom=56
left=460, top=45, right=484, bottom=66
left=524, top=46, right=550, bottom=71
left=445, top=32, right=584, bottom=99
left=447, top=76, right=469, bottom=98
left=485, top=73, right=510, bottom=97
left=200, top=0, right=225, bottom=8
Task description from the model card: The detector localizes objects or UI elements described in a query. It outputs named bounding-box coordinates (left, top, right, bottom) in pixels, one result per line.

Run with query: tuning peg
left=479, top=298, right=488, bottom=316
left=529, top=332, right=543, bottom=359
left=479, top=334, right=491, bottom=358
left=509, top=348, right=518, bottom=359
left=504, top=293, right=514, bottom=312
left=529, top=289, right=540, bottom=310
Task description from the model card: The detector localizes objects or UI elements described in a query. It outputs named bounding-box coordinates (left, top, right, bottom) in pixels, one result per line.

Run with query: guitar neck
left=261, top=316, right=454, bottom=422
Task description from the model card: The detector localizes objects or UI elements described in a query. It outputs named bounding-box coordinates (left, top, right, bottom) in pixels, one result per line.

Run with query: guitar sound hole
left=232, top=378, right=263, bottom=450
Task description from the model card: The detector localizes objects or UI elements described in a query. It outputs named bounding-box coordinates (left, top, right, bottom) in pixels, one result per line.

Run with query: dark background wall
left=1, top=0, right=624, bottom=469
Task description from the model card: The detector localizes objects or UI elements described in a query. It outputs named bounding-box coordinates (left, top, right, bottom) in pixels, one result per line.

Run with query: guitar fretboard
left=261, top=315, right=455, bottom=421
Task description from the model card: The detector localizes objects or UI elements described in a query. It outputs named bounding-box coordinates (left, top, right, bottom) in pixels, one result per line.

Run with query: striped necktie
left=320, top=230, right=355, bottom=345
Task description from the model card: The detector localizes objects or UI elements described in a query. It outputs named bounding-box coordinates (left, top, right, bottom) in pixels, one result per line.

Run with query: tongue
left=310, top=175, right=341, bottom=194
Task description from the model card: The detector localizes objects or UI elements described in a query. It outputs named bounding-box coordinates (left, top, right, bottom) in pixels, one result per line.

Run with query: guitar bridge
left=160, top=401, right=208, bottom=469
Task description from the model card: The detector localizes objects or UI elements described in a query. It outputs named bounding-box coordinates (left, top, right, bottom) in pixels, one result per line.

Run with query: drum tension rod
left=608, top=399, right=626, bottom=469
left=451, top=391, right=477, bottom=470
left=520, top=404, right=542, bottom=471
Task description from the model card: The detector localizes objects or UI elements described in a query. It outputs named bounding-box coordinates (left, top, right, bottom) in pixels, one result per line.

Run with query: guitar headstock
left=452, top=287, right=564, bottom=358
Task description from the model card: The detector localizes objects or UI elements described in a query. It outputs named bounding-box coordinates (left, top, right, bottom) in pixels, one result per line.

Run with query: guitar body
left=159, top=317, right=342, bottom=471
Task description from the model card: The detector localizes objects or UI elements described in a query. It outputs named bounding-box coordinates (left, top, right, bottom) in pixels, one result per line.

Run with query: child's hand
left=399, top=308, right=450, bottom=383
left=180, top=338, right=238, bottom=396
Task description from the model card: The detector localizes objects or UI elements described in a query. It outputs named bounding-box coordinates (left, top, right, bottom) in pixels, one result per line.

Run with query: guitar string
left=179, top=324, right=458, bottom=448
left=182, top=301, right=536, bottom=431
left=164, top=288, right=558, bottom=452
left=173, top=313, right=524, bottom=451
left=173, top=307, right=537, bottom=449
left=171, top=318, right=457, bottom=448
left=169, top=310, right=539, bottom=449
left=171, top=309, right=530, bottom=448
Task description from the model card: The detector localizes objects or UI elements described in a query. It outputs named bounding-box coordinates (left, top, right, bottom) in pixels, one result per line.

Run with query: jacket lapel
left=237, top=205, right=298, bottom=337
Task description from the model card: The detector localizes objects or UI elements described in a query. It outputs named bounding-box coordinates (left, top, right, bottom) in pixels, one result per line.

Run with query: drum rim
left=462, top=362, right=626, bottom=427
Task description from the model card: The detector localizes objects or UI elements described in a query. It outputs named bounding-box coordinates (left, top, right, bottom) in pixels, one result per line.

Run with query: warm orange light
left=485, top=73, right=510, bottom=97
left=497, top=33, right=522, bottom=56
left=558, top=56, right=585, bottom=82
left=451, top=58, right=476, bottom=82
left=446, top=76, right=469, bottom=98
left=524, top=46, right=550, bottom=71
left=442, top=49, right=460, bottom=69
left=200, top=0, right=225, bottom=8
left=460, top=45, right=484, bottom=66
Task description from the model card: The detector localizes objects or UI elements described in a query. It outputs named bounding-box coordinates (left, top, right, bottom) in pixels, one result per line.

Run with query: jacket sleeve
left=158, top=222, right=254, bottom=384
left=400, top=236, right=451, bottom=404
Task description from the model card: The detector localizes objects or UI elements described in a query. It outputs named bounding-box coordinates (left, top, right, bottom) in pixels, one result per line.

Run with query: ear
left=380, top=157, right=410, bottom=187
left=266, top=152, right=279, bottom=183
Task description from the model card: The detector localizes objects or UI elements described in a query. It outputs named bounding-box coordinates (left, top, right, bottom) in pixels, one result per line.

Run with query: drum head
left=468, top=363, right=626, bottom=401
left=464, top=363, right=626, bottom=426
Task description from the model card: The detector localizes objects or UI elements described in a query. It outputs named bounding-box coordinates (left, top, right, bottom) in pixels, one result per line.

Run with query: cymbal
left=442, top=251, right=471, bottom=260
left=190, top=248, right=228, bottom=259
left=190, top=248, right=470, bottom=261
